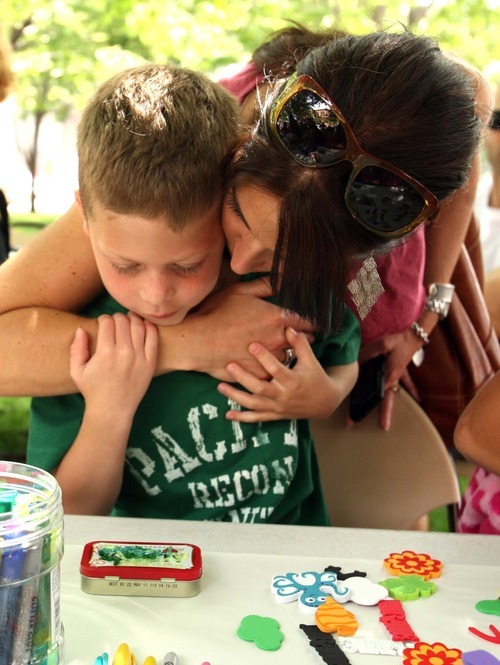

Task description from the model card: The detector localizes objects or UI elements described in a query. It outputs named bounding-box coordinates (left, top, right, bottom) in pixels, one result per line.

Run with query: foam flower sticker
left=271, top=571, right=349, bottom=613
left=236, top=615, right=284, bottom=651
left=379, top=575, right=437, bottom=601
left=384, top=550, right=442, bottom=580
left=402, top=641, right=462, bottom=665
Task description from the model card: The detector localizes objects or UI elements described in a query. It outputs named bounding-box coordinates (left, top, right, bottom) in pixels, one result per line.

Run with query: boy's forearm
left=324, top=362, right=359, bottom=416
left=54, top=411, right=130, bottom=515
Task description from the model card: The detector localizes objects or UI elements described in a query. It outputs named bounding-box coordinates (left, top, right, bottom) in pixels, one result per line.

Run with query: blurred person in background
left=476, top=81, right=500, bottom=336
left=0, top=24, right=14, bottom=263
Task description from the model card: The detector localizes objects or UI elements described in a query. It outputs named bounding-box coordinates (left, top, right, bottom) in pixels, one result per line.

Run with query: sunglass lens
left=348, top=166, right=425, bottom=233
left=491, top=110, right=500, bottom=130
left=277, top=90, right=348, bottom=165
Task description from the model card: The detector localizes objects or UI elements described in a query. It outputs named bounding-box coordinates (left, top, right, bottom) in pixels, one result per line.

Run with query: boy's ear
left=74, top=190, right=89, bottom=236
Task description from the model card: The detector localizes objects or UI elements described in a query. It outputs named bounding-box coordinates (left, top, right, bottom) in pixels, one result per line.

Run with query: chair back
left=310, top=389, right=461, bottom=530
left=0, top=189, right=9, bottom=263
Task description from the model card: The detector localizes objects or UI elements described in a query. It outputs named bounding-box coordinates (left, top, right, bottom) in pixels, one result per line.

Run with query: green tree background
left=3, top=0, right=500, bottom=210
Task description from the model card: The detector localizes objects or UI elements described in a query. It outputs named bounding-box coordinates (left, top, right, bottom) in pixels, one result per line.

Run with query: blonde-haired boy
left=27, top=63, right=360, bottom=524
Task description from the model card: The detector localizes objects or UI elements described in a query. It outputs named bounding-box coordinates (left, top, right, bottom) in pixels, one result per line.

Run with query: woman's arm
left=0, top=206, right=313, bottom=396
left=361, top=151, right=482, bottom=429
left=361, top=68, right=490, bottom=429
left=0, top=203, right=103, bottom=395
left=391, top=151, right=481, bottom=369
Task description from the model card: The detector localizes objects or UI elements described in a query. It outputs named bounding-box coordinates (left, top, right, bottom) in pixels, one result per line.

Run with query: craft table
left=62, top=515, right=500, bottom=665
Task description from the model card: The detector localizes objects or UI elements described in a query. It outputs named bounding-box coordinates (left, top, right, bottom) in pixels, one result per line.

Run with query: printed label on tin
left=88, top=542, right=194, bottom=569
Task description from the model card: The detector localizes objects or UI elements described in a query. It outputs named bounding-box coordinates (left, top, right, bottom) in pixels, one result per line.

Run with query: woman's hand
left=359, top=328, right=423, bottom=430
left=163, top=278, right=315, bottom=381
left=217, top=327, right=357, bottom=422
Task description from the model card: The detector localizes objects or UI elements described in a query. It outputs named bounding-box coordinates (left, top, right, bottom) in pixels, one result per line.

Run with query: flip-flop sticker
left=379, top=599, right=419, bottom=642
left=300, top=624, right=352, bottom=665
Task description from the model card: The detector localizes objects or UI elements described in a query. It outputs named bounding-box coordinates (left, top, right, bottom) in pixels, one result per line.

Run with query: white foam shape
left=337, top=637, right=414, bottom=655
left=342, top=576, right=389, bottom=605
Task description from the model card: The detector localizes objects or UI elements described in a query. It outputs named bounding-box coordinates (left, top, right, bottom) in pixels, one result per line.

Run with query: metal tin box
left=80, top=540, right=202, bottom=597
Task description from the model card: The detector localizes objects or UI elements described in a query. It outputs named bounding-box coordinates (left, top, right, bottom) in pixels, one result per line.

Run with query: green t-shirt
left=27, top=290, right=360, bottom=526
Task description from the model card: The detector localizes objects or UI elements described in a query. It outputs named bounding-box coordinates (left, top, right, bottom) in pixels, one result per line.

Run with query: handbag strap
left=448, top=242, right=500, bottom=379
left=463, top=211, right=484, bottom=290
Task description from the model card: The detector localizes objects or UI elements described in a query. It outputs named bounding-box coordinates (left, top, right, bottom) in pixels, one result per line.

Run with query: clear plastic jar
left=0, top=461, right=64, bottom=665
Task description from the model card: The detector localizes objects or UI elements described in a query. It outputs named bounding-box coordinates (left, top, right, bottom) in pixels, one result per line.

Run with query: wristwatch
left=425, top=283, right=455, bottom=319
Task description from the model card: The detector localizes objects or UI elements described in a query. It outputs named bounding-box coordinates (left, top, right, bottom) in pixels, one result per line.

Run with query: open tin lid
left=80, top=540, right=202, bottom=581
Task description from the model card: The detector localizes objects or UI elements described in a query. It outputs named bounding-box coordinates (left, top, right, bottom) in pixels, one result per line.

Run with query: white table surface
left=61, top=515, right=500, bottom=665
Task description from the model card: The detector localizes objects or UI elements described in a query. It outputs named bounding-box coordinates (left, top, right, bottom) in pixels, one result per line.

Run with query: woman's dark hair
left=251, top=22, right=347, bottom=80
left=228, top=30, right=483, bottom=334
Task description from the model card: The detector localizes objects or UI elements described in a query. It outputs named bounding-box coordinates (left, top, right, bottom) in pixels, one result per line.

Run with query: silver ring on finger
left=283, top=347, right=296, bottom=367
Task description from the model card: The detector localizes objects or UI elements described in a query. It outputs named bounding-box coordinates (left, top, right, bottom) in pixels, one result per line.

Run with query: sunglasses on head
left=266, top=73, right=439, bottom=238
left=491, top=110, right=500, bottom=131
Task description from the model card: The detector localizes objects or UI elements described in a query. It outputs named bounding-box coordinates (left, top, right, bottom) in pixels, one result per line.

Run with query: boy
left=27, top=64, right=360, bottom=524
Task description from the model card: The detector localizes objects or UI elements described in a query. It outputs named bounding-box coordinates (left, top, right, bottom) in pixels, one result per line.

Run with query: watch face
left=428, top=283, right=455, bottom=300
left=425, top=283, right=455, bottom=319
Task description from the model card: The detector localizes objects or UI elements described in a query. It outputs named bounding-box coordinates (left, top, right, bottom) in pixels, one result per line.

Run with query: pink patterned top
left=458, top=467, right=500, bottom=535
left=219, top=63, right=426, bottom=344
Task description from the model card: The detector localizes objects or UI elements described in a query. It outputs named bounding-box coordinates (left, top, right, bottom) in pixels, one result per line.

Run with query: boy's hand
left=70, top=312, right=158, bottom=418
left=217, top=327, right=356, bottom=422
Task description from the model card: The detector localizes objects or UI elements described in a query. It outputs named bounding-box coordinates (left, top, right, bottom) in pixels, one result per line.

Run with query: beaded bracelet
left=411, top=321, right=430, bottom=345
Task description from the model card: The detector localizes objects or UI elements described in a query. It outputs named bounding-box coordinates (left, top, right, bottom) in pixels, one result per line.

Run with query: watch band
left=425, top=282, right=455, bottom=319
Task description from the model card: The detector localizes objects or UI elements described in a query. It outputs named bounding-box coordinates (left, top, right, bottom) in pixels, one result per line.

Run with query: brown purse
left=408, top=214, right=500, bottom=449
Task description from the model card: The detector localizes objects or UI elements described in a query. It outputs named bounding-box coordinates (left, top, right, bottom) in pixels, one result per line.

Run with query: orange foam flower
left=402, top=641, right=462, bottom=665
left=383, top=550, right=442, bottom=580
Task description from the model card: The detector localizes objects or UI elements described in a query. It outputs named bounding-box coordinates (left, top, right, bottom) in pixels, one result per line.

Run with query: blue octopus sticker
left=271, top=571, right=350, bottom=613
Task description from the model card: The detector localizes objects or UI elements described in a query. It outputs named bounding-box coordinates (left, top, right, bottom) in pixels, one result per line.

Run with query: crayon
left=112, top=643, right=136, bottom=665
left=0, top=543, right=26, bottom=665
left=0, top=489, right=17, bottom=513
left=11, top=543, right=43, bottom=665
left=94, top=653, right=109, bottom=665
left=30, top=535, right=53, bottom=663
left=163, top=653, right=178, bottom=665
